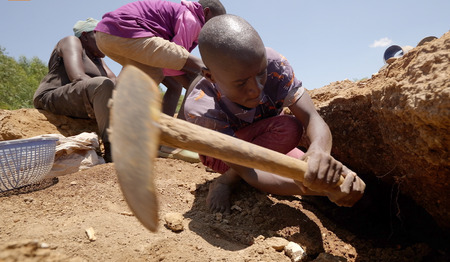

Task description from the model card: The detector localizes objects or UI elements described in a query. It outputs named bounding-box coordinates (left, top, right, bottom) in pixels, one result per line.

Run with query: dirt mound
left=0, top=109, right=97, bottom=141
left=309, top=31, right=450, bottom=231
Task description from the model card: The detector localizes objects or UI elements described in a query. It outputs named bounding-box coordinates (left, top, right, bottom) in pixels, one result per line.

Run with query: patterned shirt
left=184, top=47, right=304, bottom=136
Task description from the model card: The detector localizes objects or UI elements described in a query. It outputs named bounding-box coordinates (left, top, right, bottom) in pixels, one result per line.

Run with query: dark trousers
left=34, top=77, right=114, bottom=144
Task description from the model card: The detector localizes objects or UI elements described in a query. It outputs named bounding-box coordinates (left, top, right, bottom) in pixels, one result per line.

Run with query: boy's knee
left=276, top=115, right=303, bottom=135
left=97, top=76, right=115, bottom=89
left=268, top=115, right=303, bottom=151
left=93, top=77, right=115, bottom=96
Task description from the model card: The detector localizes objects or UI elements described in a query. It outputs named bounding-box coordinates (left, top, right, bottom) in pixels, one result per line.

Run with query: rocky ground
left=0, top=158, right=448, bottom=262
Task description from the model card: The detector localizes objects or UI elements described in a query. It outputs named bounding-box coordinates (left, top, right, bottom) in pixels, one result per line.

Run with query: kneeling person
left=184, top=14, right=365, bottom=213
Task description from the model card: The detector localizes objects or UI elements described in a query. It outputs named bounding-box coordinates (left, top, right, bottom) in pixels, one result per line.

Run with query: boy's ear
left=80, top=31, right=91, bottom=42
left=202, top=67, right=215, bottom=83
left=203, top=7, right=212, bottom=21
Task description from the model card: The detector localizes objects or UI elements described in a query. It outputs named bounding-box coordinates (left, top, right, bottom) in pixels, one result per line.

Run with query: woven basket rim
left=0, top=137, right=59, bottom=148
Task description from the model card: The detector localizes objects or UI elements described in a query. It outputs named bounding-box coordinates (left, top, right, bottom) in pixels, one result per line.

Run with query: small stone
left=85, top=227, right=97, bottom=241
left=188, top=183, right=197, bottom=193
left=39, top=242, right=50, bottom=249
left=23, top=197, right=34, bottom=203
left=253, top=235, right=265, bottom=243
left=70, top=181, right=77, bottom=185
left=164, top=212, right=184, bottom=232
left=231, top=205, right=242, bottom=212
left=215, top=212, right=223, bottom=222
left=265, top=237, right=289, bottom=252
left=284, top=242, right=307, bottom=262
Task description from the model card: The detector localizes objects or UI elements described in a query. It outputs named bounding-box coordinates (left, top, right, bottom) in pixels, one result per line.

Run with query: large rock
left=0, top=109, right=98, bottom=140
left=309, top=31, right=449, bottom=230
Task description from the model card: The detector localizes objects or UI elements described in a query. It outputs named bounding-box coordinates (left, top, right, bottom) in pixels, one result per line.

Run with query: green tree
left=0, top=47, right=47, bottom=109
left=176, top=94, right=184, bottom=113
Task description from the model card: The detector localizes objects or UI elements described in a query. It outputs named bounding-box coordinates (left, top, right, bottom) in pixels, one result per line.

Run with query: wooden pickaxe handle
left=158, top=112, right=345, bottom=187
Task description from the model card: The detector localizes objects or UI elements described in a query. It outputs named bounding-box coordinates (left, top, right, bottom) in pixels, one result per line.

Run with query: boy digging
left=184, top=14, right=365, bottom=213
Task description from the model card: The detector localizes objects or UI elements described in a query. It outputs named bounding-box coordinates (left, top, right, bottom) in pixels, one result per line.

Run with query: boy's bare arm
left=181, top=54, right=205, bottom=75
left=224, top=162, right=306, bottom=196
left=59, top=36, right=91, bottom=83
left=288, top=92, right=365, bottom=205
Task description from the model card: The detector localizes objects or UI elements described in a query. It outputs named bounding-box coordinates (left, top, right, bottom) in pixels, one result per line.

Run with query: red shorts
left=201, top=114, right=305, bottom=174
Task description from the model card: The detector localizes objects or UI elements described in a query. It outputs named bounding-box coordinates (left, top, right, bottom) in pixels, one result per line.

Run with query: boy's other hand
left=301, top=150, right=365, bottom=207
left=326, top=166, right=366, bottom=207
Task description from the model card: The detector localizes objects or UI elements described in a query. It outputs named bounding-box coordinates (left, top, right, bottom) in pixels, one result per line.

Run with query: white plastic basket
left=0, top=137, right=58, bottom=192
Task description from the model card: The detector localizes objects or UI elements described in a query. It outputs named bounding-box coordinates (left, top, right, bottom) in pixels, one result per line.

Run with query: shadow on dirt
left=184, top=174, right=450, bottom=261
left=184, top=180, right=325, bottom=255
left=0, top=177, right=59, bottom=198
left=298, top=174, right=450, bottom=262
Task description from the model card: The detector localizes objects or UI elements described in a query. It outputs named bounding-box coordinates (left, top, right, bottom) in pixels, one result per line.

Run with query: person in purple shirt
left=95, top=0, right=226, bottom=162
left=184, top=15, right=366, bottom=213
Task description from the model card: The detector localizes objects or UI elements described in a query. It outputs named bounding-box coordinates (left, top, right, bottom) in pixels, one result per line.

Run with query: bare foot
left=206, top=169, right=241, bottom=214
left=206, top=179, right=232, bottom=214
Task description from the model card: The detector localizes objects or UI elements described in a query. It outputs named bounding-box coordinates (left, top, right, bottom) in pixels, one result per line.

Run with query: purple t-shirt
left=95, top=0, right=205, bottom=76
left=95, top=0, right=204, bottom=49
left=184, top=47, right=305, bottom=136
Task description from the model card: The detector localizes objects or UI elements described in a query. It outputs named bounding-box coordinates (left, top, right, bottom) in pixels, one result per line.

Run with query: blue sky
left=1, top=0, right=449, bottom=91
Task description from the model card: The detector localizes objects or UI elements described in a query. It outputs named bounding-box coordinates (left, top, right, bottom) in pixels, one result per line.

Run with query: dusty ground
left=0, top=158, right=449, bottom=262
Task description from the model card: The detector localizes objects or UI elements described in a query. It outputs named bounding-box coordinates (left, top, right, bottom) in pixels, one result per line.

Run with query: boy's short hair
left=198, top=14, right=264, bottom=65
left=198, top=0, right=226, bottom=16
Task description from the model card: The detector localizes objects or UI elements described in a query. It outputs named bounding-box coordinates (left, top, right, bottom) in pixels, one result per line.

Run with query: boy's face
left=82, top=31, right=105, bottom=58
left=203, top=51, right=268, bottom=109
